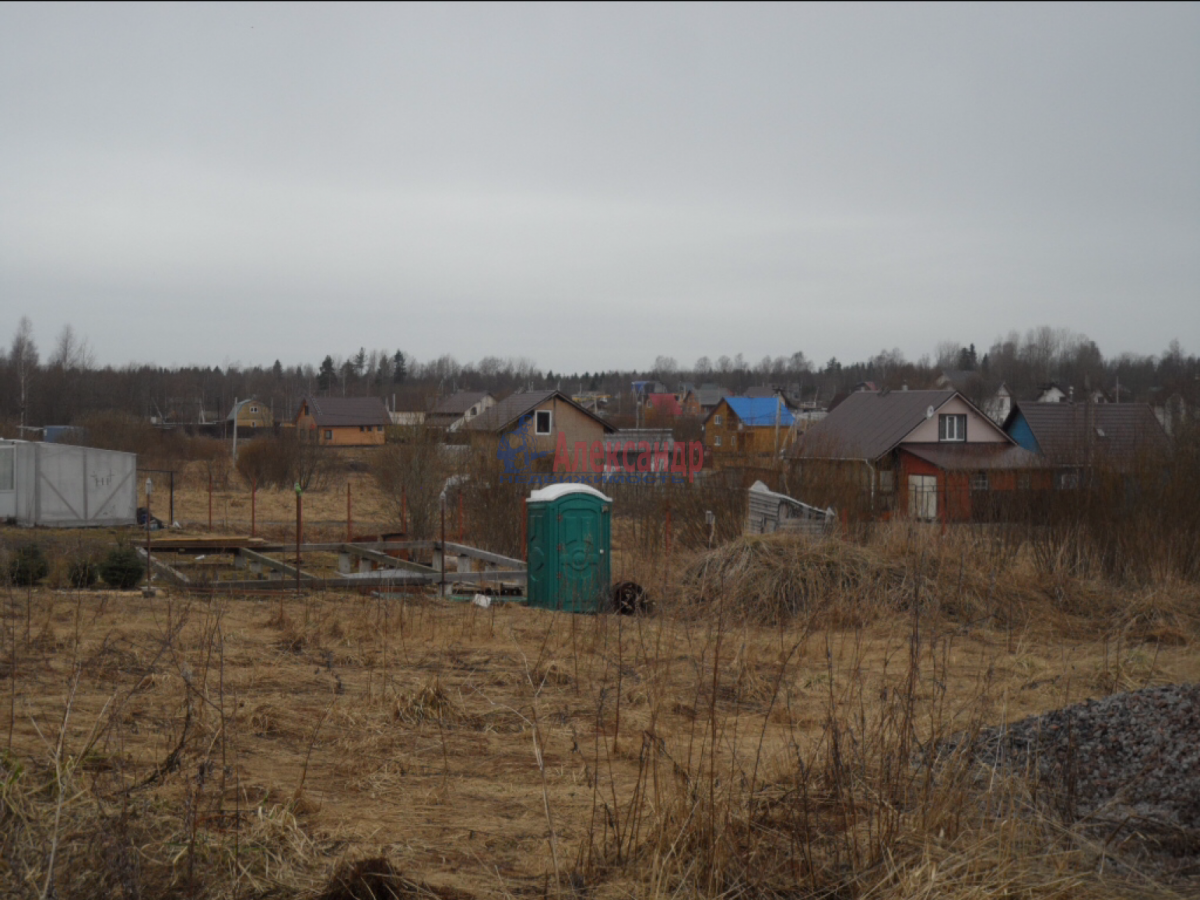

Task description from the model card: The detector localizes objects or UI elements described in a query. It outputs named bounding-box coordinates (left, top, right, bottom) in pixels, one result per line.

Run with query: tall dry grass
left=2, top=511, right=1197, bottom=898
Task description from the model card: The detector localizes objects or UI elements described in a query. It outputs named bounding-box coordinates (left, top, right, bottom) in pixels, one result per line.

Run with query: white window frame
left=715, top=435, right=722, bottom=447
left=535, top=409, right=552, bottom=435
left=713, top=414, right=723, bottom=426
left=939, top=414, right=966, bottom=442
left=970, top=472, right=989, bottom=491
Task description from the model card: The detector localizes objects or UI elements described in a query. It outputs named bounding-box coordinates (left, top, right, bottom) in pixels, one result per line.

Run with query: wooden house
left=427, top=391, right=496, bottom=431
left=226, top=399, right=274, bottom=431
left=466, top=390, right=616, bottom=471
left=791, top=389, right=1048, bottom=522
left=295, top=396, right=390, bottom=446
left=703, top=396, right=795, bottom=466
left=681, top=383, right=730, bottom=417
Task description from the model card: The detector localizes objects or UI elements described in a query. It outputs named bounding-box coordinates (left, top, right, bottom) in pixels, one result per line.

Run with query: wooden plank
left=443, top=570, right=527, bottom=585
left=191, top=571, right=438, bottom=592
left=297, top=540, right=437, bottom=553
left=136, top=548, right=190, bottom=585
left=339, top=544, right=438, bottom=574
left=149, top=538, right=282, bottom=553
left=238, top=548, right=316, bottom=580
left=442, top=541, right=526, bottom=570
left=183, top=569, right=525, bottom=593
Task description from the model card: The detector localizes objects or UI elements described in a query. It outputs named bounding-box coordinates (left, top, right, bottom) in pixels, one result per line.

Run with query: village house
left=791, top=389, right=1047, bottom=522
left=465, top=389, right=616, bottom=472
left=225, top=399, right=274, bottom=431
left=1005, top=401, right=1169, bottom=485
left=426, top=391, right=496, bottom=431
left=294, top=396, right=390, bottom=446
left=680, top=383, right=731, bottom=417
left=387, top=391, right=430, bottom=428
left=1154, top=392, right=1191, bottom=437
left=703, top=396, right=796, bottom=467
left=743, top=385, right=796, bottom=406
left=643, top=392, right=682, bottom=423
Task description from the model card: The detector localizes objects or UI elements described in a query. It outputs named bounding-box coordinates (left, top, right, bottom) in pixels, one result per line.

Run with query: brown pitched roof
left=466, top=390, right=615, bottom=434
left=430, top=391, right=493, bottom=417
left=1012, top=402, right=1168, bottom=465
left=299, top=396, right=390, bottom=427
left=901, top=443, right=1045, bottom=471
left=794, top=390, right=986, bottom=461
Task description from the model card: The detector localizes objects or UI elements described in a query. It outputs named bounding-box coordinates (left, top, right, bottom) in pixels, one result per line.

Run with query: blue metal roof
left=726, top=397, right=795, bottom=427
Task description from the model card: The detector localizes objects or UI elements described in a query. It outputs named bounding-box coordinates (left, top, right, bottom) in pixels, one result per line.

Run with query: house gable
left=794, top=390, right=1013, bottom=462
left=1005, top=409, right=1042, bottom=455
left=900, top=395, right=1010, bottom=445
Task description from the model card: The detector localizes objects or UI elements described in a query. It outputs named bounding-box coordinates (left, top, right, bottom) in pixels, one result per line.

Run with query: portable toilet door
left=526, top=484, right=612, bottom=613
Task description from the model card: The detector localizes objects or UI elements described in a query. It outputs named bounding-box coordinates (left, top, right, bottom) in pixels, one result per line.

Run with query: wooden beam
left=297, top=540, right=437, bottom=553
left=338, top=543, right=438, bottom=574
left=238, top=548, right=315, bottom=580
left=189, top=571, right=438, bottom=592
left=441, top=541, right=526, bottom=569
left=136, top=548, right=190, bottom=585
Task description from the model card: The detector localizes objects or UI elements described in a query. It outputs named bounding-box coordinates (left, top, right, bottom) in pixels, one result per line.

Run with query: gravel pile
left=968, top=682, right=1200, bottom=874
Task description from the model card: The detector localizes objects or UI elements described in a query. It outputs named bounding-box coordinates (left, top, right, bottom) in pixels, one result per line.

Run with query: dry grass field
left=2, top=470, right=1199, bottom=899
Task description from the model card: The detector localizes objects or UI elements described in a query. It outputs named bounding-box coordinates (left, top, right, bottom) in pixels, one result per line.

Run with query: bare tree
left=934, top=340, right=961, bottom=370
left=49, top=324, right=94, bottom=370
left=374, top=427, right=449, bottom=539
left=787, top=351, right=811, bottom=374
left=10, top=317, right=38, bottom=431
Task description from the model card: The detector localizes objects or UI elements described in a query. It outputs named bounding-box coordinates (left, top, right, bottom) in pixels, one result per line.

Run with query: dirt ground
left=3, top=576, right=1196, bottom=897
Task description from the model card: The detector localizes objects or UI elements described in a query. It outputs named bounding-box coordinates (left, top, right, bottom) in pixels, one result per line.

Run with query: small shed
left=0, top=440, right=137, bottom=527
left=745, top=481, right=834, bottom=537
left=526, top=484, right=612, bottom=613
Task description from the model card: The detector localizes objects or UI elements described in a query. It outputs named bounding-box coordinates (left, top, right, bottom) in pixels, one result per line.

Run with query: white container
left=0, top=440, right=137, bottom=527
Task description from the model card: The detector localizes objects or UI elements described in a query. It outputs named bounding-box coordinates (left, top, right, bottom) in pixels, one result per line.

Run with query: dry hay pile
left=679, top=533, right=908, bottom=624
left=675, top=529, right=1200, bottom=633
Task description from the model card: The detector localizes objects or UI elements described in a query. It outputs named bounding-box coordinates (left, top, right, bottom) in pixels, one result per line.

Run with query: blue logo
left=497, top=415, right=551, bottom=477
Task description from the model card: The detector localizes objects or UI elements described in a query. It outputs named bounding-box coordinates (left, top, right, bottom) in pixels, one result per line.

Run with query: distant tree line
left=0, top=317, right=1195, bottom=433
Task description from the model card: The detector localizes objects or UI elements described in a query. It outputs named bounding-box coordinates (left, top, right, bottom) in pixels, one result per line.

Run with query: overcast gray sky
left=2, top=2, right=1197, bottom=373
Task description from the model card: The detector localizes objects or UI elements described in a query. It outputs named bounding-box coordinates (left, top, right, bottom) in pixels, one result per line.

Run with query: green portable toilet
left=526, top=484, right=612, bottom=613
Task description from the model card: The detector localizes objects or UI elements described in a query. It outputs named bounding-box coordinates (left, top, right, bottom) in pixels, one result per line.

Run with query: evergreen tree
left=317, top=355, right=336, bottom=392
left=392, top=351, right=407, bottom=384
left=375, top=351, right=392, bottom=386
